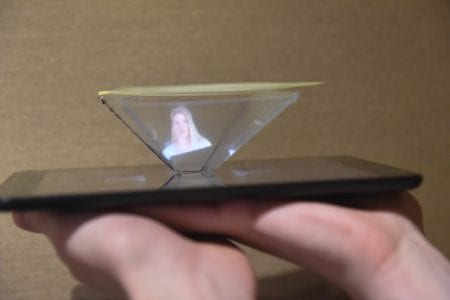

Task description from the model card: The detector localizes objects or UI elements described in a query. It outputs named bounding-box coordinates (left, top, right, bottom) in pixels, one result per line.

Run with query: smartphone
left=0, top=156, right=422, bottom=211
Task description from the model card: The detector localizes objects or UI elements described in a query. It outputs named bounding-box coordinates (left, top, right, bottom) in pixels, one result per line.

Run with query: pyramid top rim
left=98, top=82, right=323, bottom=97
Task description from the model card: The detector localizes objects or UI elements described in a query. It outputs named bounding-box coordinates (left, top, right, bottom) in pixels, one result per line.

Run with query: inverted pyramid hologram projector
left=99, top=82, right=322, bottom=173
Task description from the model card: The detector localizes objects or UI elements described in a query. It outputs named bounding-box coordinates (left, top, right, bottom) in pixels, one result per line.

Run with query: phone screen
left=0, top=156, right=421, bottom=211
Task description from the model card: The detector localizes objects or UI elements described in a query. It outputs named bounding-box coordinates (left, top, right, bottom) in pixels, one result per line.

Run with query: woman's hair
left=170, top=106, right=207, bottom=145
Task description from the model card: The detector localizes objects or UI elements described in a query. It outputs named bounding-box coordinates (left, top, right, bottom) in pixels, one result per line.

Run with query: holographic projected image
left=162, top=106, right=211, bottom=160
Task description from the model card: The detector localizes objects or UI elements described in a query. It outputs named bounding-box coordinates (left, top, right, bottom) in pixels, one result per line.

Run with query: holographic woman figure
left=162, top=106, right=211, bottom=159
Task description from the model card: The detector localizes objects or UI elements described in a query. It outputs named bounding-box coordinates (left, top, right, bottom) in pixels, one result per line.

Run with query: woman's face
left=172, top=112, right=190, bottom=141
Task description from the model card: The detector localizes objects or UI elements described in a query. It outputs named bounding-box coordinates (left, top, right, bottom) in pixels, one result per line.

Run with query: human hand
left=13, top=192, right=450, bottom=299
left=139, top=192, right=450, bottom=300
left=13, top=211, right=255, bottom=300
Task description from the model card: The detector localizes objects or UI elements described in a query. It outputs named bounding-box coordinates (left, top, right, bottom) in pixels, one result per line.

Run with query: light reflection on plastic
left=254, top=119, right=264, bottom=126
left=232, top=169, right=273, bottom=177
left=104, top=175, right=147, bottom=183
left=228, top=148, right=236, bottom=156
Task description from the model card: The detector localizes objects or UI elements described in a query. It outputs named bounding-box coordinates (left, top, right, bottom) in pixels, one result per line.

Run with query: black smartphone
left=0, top=156, right=422, bottom=211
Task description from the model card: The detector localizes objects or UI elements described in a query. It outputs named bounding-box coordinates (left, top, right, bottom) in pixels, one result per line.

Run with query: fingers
left=337, top=192, right=423, bottom=230
left=13, top=211, right=127, bottom=296
left=131, top=199, right=278, bottom=236
left=12, top=211, right=256, bottom=300
left=12, top=210, right=94, bottom=238
left=13, top=211, right=55, bottom=233
left=11, top=192, right=425, bottom=299
left=137, top=192, right=421, bottom=242
left=135, top=192, right=423, bottom=298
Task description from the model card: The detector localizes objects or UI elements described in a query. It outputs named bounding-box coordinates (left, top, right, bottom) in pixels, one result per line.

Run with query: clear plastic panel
left=99, top=82, right=322, bottom=173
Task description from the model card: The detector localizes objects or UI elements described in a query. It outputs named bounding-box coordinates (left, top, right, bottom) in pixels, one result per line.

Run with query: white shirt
left=162, top=139, right=212, bottom=160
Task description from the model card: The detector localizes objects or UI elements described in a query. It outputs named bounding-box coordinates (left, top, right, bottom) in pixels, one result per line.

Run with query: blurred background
left=1, top=1, right=449, bottom=299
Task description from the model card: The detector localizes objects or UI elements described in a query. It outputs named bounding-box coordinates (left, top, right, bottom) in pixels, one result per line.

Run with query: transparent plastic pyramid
left=99, top=82, right=322, bottom=173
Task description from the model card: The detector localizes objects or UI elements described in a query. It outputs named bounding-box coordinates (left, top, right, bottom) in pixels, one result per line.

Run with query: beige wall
left=1, top=1, right=449, bottom=299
